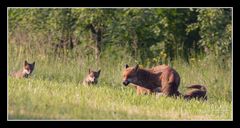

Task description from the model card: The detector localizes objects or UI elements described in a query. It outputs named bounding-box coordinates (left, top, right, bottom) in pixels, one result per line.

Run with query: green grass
left=8, top=77, right=232, bottom=120
left=8, top=45, right=232, bottom=120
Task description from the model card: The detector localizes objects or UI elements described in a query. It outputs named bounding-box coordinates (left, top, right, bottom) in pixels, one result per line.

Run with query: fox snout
left=92, top=77, right=97, bottom=82
left=88, top=77, right=97, bottom=82
left=123, top=80, right=130, bottom=86
left=23, top=69, right=31, bottom=75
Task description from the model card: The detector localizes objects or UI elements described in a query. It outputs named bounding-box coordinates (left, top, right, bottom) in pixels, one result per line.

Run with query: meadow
left=8, top=45, right=232, bottom=120
left=8, top=8, right=232, bottom=120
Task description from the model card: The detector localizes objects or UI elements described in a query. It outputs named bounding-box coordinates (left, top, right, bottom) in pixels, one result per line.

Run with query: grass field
left=8, top=45, right=232, bottom=120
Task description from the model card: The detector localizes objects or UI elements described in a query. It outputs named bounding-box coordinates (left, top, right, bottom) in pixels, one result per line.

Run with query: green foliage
left=186, top=9, right=232, bottom=58
left=8, top=8, right=232, bottom=65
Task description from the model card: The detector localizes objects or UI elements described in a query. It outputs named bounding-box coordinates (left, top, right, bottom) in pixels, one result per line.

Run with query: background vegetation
left=8, top=8, right=232, bottom=120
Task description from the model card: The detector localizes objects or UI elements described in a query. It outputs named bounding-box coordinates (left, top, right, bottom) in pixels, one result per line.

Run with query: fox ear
left=134, top=64, right=139, bottom=71
left=125, top=64, right=129, bottom=69
left=98, top=69, right=101, bottom=75
left=32, top=61, right=35, bottom=66
left=24, top=60, right=28, bottom=66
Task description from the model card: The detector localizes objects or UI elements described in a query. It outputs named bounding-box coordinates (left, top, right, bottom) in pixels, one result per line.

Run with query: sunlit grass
left=8, top=45, right=232, bottom=120
left=8, top=77, right=232, bottom=120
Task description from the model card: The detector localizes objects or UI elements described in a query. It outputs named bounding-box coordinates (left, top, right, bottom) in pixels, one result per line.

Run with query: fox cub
left=83, top=69, right=101, bottom=86
left=11, top=60, right=35, bottom=78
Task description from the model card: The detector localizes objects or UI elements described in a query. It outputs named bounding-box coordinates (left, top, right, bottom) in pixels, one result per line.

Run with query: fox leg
left=155, top=92, right=167, bottom=98
left=136, top=86, right=151, bottom=95
left=161, top=82, right=171, bottom=96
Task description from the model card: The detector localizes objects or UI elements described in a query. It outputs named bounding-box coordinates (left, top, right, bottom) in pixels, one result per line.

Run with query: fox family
left=10, top=60, right=207, bottom=100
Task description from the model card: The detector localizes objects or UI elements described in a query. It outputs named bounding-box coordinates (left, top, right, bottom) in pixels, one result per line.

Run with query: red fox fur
left=10, top=60, right=35, bottom=78
left=83, top=69, right=101, bottom=86
left=122, top=64, right=207, bottom=100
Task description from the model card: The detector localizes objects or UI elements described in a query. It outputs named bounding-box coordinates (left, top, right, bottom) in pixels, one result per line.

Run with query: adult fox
left=122, top=64, right=207, bottom=100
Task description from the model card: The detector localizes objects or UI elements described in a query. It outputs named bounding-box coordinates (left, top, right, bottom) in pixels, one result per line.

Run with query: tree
left=186, top=8, right=232, bottom=58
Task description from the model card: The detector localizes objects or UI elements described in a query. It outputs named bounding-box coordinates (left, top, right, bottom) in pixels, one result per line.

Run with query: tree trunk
left=131, top=29, right=138, bottom=59
left=87, top=24, right=102, bottom=60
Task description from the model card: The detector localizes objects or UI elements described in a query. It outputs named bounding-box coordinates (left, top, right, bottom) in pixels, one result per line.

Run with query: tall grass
left=8, top=41, right=232, bottom=120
